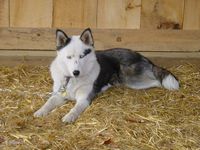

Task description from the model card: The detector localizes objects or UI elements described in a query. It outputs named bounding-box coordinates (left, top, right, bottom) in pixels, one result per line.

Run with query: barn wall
left=0, top=0, right=200, bottom=61
left=1, top=0, right=200, bottom=29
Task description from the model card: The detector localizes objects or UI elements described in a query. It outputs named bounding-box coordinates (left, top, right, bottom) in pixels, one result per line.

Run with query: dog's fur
left=34, top=28, right=179, bottom=123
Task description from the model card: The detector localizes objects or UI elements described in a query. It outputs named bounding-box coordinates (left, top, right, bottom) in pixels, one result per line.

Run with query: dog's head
left=56, top=28, right=96, bottom=78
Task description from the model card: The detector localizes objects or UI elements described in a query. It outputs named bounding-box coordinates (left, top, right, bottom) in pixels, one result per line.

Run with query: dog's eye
left=79, top=49, right=91, bottom=59
left=79, top=55, right=84, bottom=58
left=84, top=49, right=91, bottom=55
left=66, top=56, right=72, bottom=59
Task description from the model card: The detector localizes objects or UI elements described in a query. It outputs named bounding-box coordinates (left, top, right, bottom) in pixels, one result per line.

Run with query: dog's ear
left=56, top=29, right=70, bottom=50
left=80, top=28, right=94, bottom=46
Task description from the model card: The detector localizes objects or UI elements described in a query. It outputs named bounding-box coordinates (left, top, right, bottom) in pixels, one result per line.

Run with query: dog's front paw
left=62, top=113, right=78, bottom=123
left=34, top=108, right=49, bottom=117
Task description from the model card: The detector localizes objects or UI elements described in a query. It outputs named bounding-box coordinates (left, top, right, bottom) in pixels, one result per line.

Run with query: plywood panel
left=183, top=0, right=200, bottom=30
left=53, top=0, right=97, bottom=28
left=0, top=28, right=200, bottom=52
left=10, top=0, right=53, bottom=27
left=141, top=0, right=184, bottom=29
left=0, top=0, right=9, bottom=27
left=97, top=0, right=141, bottom=29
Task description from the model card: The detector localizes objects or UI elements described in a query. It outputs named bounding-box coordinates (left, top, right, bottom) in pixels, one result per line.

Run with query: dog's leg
left=34, top=94, right=68, bottom=117
left=62, top=100, right=90, bottom=123
left=53, top=79, right=63, bottom=93
left=51, top=61, right=71, bottom=93
left=53, top=77, right=70, bottom=94
left=52, top=74, right=67, bottom=93
left=62, top=86, right=93, bottom=123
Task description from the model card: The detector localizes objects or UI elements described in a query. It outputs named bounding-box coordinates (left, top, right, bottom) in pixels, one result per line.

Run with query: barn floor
left=0, top=62, right=200, bottom=150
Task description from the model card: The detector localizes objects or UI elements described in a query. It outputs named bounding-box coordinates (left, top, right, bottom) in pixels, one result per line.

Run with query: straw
left=0, top=63, right=199, bottom=149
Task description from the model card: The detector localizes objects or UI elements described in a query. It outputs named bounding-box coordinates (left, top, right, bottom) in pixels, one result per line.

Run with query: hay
left=0, top=63, right=200, bottom=149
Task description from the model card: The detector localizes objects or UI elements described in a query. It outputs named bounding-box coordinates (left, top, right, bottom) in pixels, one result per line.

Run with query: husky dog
left=34, top=28, right=179, bottom=123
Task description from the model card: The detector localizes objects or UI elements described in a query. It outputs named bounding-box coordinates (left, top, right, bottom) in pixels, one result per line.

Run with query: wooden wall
left=0, top=0, right=200, bottom=63
left=0, top=0, right=200, bottom=29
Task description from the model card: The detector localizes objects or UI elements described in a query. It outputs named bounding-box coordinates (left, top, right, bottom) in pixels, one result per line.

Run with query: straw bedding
left=0, top=63, right=199, bottom=150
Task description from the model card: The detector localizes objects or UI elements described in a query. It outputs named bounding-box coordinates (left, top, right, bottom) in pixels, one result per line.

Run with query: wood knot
left=116, top=37, right=122, bottom=42
left=157, top=22, right=181, bottom=29
left=126, top=3, right=141, bottom=11
left=126, top=3, right=134, bottom=10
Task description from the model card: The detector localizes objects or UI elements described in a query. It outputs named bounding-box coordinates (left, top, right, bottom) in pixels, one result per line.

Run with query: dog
left=34, top=28, right=179, bottom=123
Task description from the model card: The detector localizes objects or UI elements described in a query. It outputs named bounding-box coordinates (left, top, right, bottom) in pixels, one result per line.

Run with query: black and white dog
left=34, top=28, right=179, bottom=123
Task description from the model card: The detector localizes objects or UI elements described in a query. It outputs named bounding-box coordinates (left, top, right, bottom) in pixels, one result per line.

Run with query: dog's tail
left=152, top=65, right=179, bottom=90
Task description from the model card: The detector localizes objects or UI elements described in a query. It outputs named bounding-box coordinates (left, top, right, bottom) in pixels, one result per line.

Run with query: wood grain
left=0, top=28, right=55, bottom=50
left=1, top=50, right=199, bottom=58
left=183, top=0, right=200, bottom=30
left=97, top=0, right=141, bottom=29
left=10, top=0, right=53, bottom=27
left=0, top=0, right=9, bottom=27
left=93, top=29, right=200, bottom=51
left=1, top=54, right=200, bottom=67
left=141, top=0, right=184, bottom=29
left=0, top=28, right=200, bottom=52
left=53, top=0, right=97, bottom=28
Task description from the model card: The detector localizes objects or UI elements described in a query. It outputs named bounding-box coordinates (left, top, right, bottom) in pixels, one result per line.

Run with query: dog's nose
left=73, top=70, right=80, bottom=76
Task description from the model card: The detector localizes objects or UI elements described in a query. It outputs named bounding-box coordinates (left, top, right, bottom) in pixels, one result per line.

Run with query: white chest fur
left=66, top=78, right=85, bottom=100
left=66, top=61, right=100, bottom=101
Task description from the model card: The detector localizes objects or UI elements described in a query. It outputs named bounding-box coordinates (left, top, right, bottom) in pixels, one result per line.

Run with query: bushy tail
left=153, top=65, right=179, bottom=90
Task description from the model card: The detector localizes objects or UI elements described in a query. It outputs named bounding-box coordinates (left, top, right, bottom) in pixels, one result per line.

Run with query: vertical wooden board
left=97, top=0, right=141, bottom=29
left=183, top=0, right=200, bottom=30
left=0, top=0, right=9, bottom=27
left=53, top=0, right=97, bottom=28
left=10, top=0, right=53, bottom=27
left=141, top=0, right=184, bottom=29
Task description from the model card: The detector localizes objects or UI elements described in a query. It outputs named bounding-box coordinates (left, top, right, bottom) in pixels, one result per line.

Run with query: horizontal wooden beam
left=1, top=50, right=200, bottom=58
left=1, top=54, right=200, bottom=67
left=0, top=28, right=200, bottom=52
left=0, top=28, right=55, bottom=50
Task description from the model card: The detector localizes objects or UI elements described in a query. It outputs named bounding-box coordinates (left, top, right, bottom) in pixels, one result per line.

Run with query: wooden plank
left=0, top=50, right=200, bottom=64
left=0, top=50, right=55, bottom=57
left=10, top=0, right=53, bottom=27
left=0, top=0, right=9, bottom=27
left=93, top=29, right=200, bottom=51
left=1, top=50, right=200, bottom=59
left=0, top=56, right=53, bottom=66
left=0, top=28, right=55, bottom=50
left=97, top=0, right=141, bottom=29
left=141, top=0, right=184, bottom=29
left=0, top=28, right=200, bottom=52
left=183, top=0, right=200, bottom=30
left=1, top=55, right=200, bottom=67
left=53, top=0, right=97, bottom=28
